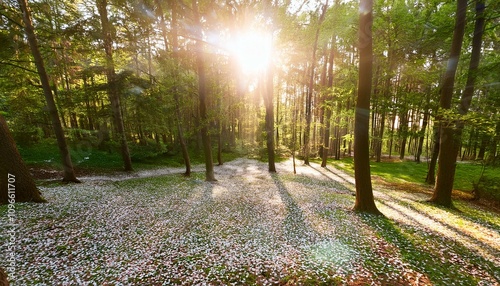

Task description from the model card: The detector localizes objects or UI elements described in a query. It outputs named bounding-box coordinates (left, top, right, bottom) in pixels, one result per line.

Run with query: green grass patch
left=18, top=139, right=243, bottom=172
left=323, top=157, right=500, bottom=200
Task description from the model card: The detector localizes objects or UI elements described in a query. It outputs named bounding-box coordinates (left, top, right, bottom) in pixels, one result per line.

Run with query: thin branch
left=4, top=58, right=33, bottom=63
left=0, top=5, right=23, bottom=28
left=0, top=61, right=37, bottom=73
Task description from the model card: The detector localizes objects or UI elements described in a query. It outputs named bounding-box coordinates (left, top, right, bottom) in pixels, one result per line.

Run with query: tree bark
left=217, top=123, right=224, bottom=166
left=322, top=39, right=335, bottom=167
left=304, top=3, right=328, bottom=165
left=487, top=121, right=500, bottom=164
left=458, top=0, right=485, bottom=118
left=264, top=65, right=276, bottom=172
left=192, top=1, right=216, bottom=181
left=353, top=0, right=381, bottom=214
left=0, top=267, right=8, bottom=285
left=321, top=107, right=331, bottom=168
left=426, top=126, right=440, bottom=184
left=168, top=0, right=191, bottom=176
left=416, top=111, right=429, bottom=163
left=96, top=0, right=132, bottom=171
left=18, top=0, right=79, bottom=182
left=416, top=90, right=431, bottom=163
left=376, top=112, right=385, bottom=162
left=430, top=0, right=468, bottom=207
left=399, top=111, right=408, bottom=160
left=1, top=114, right=46, bottom=204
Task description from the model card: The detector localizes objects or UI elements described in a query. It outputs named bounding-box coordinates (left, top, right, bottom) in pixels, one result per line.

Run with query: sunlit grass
left=18, top=139, right=242, bottom=173
left=323, top=156, right=500, bottom=200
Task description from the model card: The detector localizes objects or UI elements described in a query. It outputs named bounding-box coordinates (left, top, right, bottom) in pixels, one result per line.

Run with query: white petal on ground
left=0, top=159, right=498, bottom=285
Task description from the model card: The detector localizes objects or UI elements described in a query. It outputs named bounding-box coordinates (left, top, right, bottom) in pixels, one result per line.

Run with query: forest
left=0, top=0, right=499, bottom=284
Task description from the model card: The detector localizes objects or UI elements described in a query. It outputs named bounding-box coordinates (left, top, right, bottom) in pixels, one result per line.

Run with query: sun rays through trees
left=1, top=0, right=500, bottom=283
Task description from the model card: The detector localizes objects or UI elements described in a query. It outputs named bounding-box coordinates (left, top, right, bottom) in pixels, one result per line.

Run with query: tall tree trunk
left=304, top=64, right=313, bottom=165
left=1, top=114, right=46, bottom=204
left=399, top=111, right=408, bottom=160
left=168, top=0, right=191, bottom=175
left=416, top=90, right=431, bottom=163
left=264, top=65, right=276, bottom=172
left=321, top=108, right=331, bottom=168
left=376, top=112, right=385, bottom=162
left=18, top=0, right=79, bottom=182
left=217, top=122, right=224, bottom=166
left=353, top=0, right=380, bottom=214
left=304, top=3, right=328, bottom=165
left=192, top=1, right=216, bottom=181
left=426, top=126, right=440, bottom=184
left=276, top=91, right=280, bottom=148
left=430, top=0, right=468, bottom=207
left=477, top=134, right=488, bottom=160
left=292, top=88, right=299, bottom=174
left=334, top=102, right=342, bottom=160
left=388, top=115, right=396, bottom=158
left=96, top=0, right=132, bottom=171
left=487, top=121, right=500, bottom=164
left=322, top=39, right=335, bottom=167
left=458, top=0, right=485, bottom=118
left=416, top=111, right=429, bottom=163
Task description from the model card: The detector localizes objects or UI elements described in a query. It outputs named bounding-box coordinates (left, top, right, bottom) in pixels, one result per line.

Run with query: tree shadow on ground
left=271, top=173, right=319, bottom=246
left=359, top=204, right=500, bottom=285
left=377, top=189, right=500, bottom=264
left=303, top=162, right=500, bottom=283
left=308, top=162, right=499, bottom=262
left=308, top=164, right=355, bottom=188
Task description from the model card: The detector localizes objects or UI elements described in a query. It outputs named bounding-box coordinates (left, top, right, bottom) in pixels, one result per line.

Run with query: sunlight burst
left=227, top=30, right=273, bottom=75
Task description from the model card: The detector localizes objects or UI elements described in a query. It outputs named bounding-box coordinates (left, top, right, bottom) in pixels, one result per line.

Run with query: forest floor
left=1, top=158, right=499, bottom=285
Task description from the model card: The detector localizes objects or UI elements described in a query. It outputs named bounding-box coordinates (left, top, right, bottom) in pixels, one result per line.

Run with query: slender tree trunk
left=321, top=107, right=331, bottom=168
left=353, top=0, right=381, bottom=214
left=304, top=3, right=328, bottom=165
left=430, top=0, right=468, bottom=207
left=334, top=102, right=342, bottom=160
left=218, top=122, right=224, bottom=166
left=456, top=0, right=486, bottom=164
left=276, top=92, right=280, bottom=148
left=388, top=115, right=396, bottom=158
left=416, top=111, right=429, bottom=163
left=376, top=112, right=385, bottom=162
left=18, top=0, right=79, bottom=182
left=96, top=0, right=132, bottom=171
left=416, top=90, right=431, bottom=163
left=458, top=0, right=485, bottom=119
left=477, top=135, right=487, bottom=160
left=487, top=121, right=500, bottom=164
left=304, top=63, right=313, bottom=165
left=292, top=88, right=298, bottom=174
left=1, top=114, right=46, bottom=204
left=426, top=126, right=440, bottom=184
left=399, top=111, right=408, bottom=160
left=168, top=0, right=191, bottom=175
left=264, top=64, right=277, bottom=172
left=322, top=39, right=335, bottom=167
left=192, top=1, right=216, bottom=181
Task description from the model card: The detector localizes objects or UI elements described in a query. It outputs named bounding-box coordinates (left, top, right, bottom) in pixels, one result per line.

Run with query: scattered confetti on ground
left=1, top=158, right=499, bottom=285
